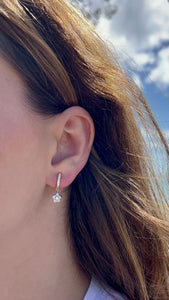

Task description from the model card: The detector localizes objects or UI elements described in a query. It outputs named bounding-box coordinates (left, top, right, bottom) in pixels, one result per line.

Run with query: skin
left=0, top=57, right=95, bottom=300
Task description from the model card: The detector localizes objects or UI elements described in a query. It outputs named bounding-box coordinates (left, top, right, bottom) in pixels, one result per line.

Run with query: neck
left=0, top=196, right=90, bottom=300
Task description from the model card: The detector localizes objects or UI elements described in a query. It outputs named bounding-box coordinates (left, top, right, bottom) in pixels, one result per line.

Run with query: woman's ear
left=46, top=106, right=95, bottom=188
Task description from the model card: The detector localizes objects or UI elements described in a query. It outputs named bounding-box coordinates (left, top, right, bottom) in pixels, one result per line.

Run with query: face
left=0, top=57, right=50, bottom=237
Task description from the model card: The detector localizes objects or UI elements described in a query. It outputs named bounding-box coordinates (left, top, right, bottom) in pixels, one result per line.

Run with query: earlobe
left=46, top=106, right=95, bottom=189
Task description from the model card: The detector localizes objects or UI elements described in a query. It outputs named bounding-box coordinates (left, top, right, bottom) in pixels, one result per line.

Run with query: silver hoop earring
left=52, top=173, right=62, bottom=203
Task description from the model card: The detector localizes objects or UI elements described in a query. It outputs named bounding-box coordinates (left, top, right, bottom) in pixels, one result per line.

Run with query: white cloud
left=96, top=0, right=169, bottom=88
left=97, top=0, right=169, bottom=50
left=72, top=0, right=169, bottom=90
left=148, top=47, right=169, bottom=88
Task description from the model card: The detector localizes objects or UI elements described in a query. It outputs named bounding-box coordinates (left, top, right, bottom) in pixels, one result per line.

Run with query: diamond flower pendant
left=52, top=192, right=62, bottom=203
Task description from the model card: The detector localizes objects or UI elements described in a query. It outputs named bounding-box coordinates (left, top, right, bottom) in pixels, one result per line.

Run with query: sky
left=96, top=0, right=169, bottom=184
left=95, top=0, right=169, bottom=137
left=72, top=0, right=169, bottom=182
left=71, top=0, right=169, bottom=181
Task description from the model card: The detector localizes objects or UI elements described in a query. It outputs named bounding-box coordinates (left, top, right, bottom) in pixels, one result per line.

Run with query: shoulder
left=83, top=278, right=128, bottom=300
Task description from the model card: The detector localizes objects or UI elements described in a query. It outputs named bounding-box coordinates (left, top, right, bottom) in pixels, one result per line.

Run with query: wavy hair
left=0, top=1, right=169, bottom=299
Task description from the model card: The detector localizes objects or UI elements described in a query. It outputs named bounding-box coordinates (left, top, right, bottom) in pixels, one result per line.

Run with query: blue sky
left=95, top=0, right=169, bottom=137
left=71, top=0, right=169, bottom=192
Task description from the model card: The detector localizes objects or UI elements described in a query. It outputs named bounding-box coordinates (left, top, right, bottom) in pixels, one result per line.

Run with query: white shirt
left=83, top=278, right=127, bottom=300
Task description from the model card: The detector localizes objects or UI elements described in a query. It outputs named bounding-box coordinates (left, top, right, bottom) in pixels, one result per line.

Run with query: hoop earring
left=52, top=173, right=62, bottom=203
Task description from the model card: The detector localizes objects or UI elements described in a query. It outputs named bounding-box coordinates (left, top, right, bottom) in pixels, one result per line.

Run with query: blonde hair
left=0, top=1, right=169, bottom=299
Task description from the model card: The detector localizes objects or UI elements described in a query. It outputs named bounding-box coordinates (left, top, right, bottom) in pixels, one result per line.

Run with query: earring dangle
left=52, top=173, right=62, bottom=203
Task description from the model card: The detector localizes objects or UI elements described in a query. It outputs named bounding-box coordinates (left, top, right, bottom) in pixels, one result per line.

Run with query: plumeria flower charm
left=52, top=192, right=62, bottom=203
